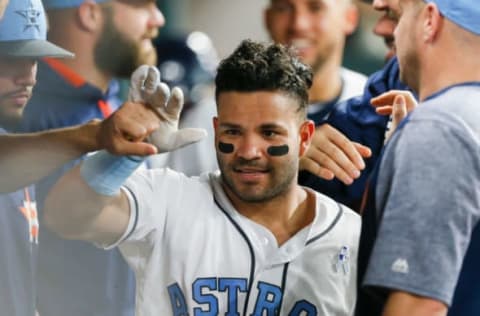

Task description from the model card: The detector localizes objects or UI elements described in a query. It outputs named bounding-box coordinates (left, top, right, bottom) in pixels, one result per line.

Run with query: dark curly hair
left=215, top=40, right=313, bottom=117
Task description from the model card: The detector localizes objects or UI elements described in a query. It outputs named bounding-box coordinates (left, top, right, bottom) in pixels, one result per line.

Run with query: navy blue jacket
left=299, top=57, right=409, bottom=212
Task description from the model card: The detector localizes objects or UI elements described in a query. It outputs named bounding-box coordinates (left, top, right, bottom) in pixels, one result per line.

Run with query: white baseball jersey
left=104, top=169, right=360, bottom=315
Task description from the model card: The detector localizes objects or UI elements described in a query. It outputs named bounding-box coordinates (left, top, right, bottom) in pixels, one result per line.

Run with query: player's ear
left=422, top=2, right=442, bottom=43
left=213, top=117, right=220, bottom=148
left=299, top=120, right=315, bottom=157
left=77, top=0, right=103, bottom=33
left=264, top=6, right=274, bottom=35
left=343, top=2, right=359, bottom=35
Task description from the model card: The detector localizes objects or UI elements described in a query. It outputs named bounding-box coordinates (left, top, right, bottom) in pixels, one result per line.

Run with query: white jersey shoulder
left=111, top=169, right=360, bottom=315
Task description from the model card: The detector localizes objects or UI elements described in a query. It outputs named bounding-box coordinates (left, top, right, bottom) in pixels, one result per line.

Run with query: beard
left=218, top=153, right=298, bottom=203
left=0, top=89, right=32, bottom=131
left=0, top=103, right=25, bottom=132
left=398, top=45, right=420, bottom=93
left=94, top=10, right=157, bottom=78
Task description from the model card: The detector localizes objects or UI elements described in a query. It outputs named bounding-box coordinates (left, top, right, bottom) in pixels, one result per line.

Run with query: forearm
left=0, top=121, right=101, bottom=192
left=43, top=164, right=130, bottom=246
left=382, top=291, right=447, bottom=316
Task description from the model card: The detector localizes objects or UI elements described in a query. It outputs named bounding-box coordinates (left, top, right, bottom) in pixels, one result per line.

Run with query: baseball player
left=0, top=0, right=71, bottom=314
left=357, top=0, right=480, bottom=315
left=44, top=40, right=361, bottom=315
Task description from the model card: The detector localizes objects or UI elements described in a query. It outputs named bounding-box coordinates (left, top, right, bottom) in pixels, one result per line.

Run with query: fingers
left=144, top=82, right=170, bottom=113
left=371, top=90, right=402, bottom=107
left=98, top=120, right=158, bottom=156
left=371, top=90, right=418, bottom=115
left=352, top=142, right=372, bottom=158
left=391, top=95, right=408, bottom=124
left=301, top=149, right=357, bottom=185
left=171, top=128, right=207, bottom=150
left=300, top=157, right=335, bottom=180
left=109, top=139, right=158, bottom=157
left=302, top=124, right=373, bottom=185
left=118, top=117, right=158, bottom=143
left=128, top=65, right=151, bottom=102
left=124, top=66, right=194, bottom=154
left=375, top=106, right=394, bottom=116
left=117, top=101, right=160, bottom=136
left=142, top=66, right=160, bottom=94
left=383, top=95, right=409, bottom=142
left=98, top=100, right=161, bottom=156
left=320, top=125, right=366, bottom=170
left=164, top=87, right=184, bottom=120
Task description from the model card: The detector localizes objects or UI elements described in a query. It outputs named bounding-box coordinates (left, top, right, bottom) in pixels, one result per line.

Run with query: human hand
left=299, top=124, right=372, bottom=185
left=96, top=66, right=167, bottom=156
left=96, top=100, right=160, bottom=156
left=131, top=65, right=207, bottom=153
left=371, top=90, right=417, bottom=141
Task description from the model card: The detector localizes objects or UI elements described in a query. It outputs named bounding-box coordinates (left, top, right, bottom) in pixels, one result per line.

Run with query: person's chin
left=139, top=48, right=157, bottom=66
left=384, top=48, right=396, bottom=62
left=0, top=112, right=22, bottom=130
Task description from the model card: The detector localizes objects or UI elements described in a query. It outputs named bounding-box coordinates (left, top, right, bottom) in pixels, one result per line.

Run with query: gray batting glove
left=128, top=65, right=207, bottom=153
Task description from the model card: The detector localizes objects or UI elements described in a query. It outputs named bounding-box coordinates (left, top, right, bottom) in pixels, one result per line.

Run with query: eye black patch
left=267, top=145, right=289, bottom=156
left=218, top=142, right=234, bottom=154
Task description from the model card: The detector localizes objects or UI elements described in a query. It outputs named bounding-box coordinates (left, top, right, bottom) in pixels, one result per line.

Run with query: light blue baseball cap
left=425, top=0, right=480, bottom=35
left=43, top=0, right=110, bottom=9
left=0, top=0, right=73, bottom=58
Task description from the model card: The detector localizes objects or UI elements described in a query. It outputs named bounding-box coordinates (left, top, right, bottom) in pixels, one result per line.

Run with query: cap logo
left=15, top=1, right=41, bottom=32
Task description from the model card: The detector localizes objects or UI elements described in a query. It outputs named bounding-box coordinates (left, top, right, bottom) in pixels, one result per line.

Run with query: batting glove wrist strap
left=80, top=150, right=144, bottom=196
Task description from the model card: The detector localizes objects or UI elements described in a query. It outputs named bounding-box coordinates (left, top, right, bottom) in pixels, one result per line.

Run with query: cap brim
left=0, top=40, right=74, bottom=58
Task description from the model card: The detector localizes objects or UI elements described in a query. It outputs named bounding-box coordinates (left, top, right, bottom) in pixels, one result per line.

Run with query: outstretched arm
left=43, top=66, right=206, bottom=245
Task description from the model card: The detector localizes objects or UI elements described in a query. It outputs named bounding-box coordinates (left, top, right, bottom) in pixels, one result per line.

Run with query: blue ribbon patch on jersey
left=335, top=246, right=350, bottom=275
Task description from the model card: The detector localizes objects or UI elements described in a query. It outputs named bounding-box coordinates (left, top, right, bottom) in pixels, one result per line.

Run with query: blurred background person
left=20, top=1, right=164, bottom=316
left=149, top=31, right=219, bottom=175
left=264, top=0, right=367, bottom=120
left=157, top=0, right=384, bottom=74
left=0, top=0, right=72, bottom=315
left=294, top=0, right=411, bottom=212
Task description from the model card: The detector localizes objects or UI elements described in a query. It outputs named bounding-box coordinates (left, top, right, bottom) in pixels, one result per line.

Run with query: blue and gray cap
left=43, top=0, right=110, bottom=9
left=0, top=0, right=73, bottom=58
left=425, top=0, right=480, bottom=35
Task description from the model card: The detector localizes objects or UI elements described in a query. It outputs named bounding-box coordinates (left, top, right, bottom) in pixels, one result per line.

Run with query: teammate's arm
left=382, top=291, right=447, bottom=316
left=0, top=121, right=100, bottom=193
left=299, top=89, right=417, bottom=185
left=0, top=100, right=159, bottom=194
left=0, top=65, right=167, bottom=194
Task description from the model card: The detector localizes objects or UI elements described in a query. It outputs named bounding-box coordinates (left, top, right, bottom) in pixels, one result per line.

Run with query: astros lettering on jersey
left=101, top=169, right=360, bottom=315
